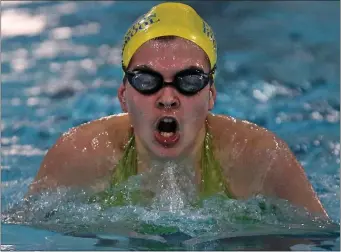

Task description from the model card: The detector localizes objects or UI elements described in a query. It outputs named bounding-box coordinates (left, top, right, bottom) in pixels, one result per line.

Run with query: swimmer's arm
left=259, top=136, right=329, bottom=218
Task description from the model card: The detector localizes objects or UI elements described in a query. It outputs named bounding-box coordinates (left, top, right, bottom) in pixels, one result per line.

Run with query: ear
left=208, top=85, right=216, bottom=110
left=117, top=83, right=128, bottom=112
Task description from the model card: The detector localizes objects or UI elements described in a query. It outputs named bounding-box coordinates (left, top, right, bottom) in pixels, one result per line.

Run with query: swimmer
left=28, top=2, right=328, bottom=217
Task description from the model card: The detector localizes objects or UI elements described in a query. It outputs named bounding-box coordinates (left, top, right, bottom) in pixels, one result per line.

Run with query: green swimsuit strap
left=110, top=130, right=137, bottom=188
left=200, top=127, right=233, bottom=198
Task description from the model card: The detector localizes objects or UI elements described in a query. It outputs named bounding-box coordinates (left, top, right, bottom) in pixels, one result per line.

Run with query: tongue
left=154, top=131, right=179, bottom=147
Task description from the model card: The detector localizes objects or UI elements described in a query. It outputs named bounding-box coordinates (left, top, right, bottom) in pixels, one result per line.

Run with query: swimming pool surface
left=1, top=1, right=340, bottom=251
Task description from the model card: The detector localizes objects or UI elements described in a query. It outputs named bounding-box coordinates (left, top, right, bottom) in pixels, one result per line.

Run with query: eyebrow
left=131, top=65, right=206, bottom=74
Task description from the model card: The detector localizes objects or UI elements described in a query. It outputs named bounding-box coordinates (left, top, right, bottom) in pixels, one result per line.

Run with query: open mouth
left=157, top=116, right=179, bottom=136
left=154, top=116, right=180, bottom=147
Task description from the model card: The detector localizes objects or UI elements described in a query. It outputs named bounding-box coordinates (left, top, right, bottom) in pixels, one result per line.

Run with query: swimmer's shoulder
left=207, top=112, right=273, bottom=146
left=57, top=113, right=132, bottom=151
left=207, top=112, right=285, bottom=160
left=207, top=113, right=285, bottom=197
left=29, top=113, right=132, bottom=193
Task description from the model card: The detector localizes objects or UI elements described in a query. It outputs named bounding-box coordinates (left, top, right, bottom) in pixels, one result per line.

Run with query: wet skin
left=28, top=38, right=328, bottom=218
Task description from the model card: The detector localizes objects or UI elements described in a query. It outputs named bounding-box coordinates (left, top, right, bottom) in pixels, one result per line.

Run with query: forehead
left=128, top=37, right=210, bottom=72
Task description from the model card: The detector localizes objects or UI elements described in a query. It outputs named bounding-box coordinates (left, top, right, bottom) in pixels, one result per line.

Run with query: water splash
left=2, top=179, right=338, bottom=235
left=147, top=161, right=198, bottom=212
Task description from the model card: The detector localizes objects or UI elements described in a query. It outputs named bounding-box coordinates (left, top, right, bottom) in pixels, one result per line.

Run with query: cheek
left=125, top=90, right=154, bottom=118
left=182, top=95, right=210, bottom=121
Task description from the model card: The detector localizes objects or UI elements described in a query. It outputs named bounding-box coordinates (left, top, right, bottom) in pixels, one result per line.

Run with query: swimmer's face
left=118, top=37, right=216, bottom=159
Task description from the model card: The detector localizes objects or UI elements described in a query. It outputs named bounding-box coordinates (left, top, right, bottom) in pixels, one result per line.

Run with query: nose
left=156, top=86, right=180, bottom=110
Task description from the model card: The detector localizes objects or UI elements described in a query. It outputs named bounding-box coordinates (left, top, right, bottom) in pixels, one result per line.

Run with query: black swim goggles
left=123, top=65, right=216, bottom=96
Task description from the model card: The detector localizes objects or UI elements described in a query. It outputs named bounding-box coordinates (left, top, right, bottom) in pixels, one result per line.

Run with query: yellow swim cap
left=121, top=2, right=217, bottom=70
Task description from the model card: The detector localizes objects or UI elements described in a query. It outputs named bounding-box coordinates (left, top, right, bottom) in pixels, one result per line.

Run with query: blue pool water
left=1, top=1, right=340, bottom=250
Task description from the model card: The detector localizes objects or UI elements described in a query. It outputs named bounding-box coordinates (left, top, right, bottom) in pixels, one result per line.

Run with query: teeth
left=161, top=132, right=174, bottom=137
left=162, top=118, right=174, bottom=123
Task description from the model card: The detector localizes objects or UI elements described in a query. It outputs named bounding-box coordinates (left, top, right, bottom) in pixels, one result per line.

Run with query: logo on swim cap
left=202, top=21, right=217, bottom=50
left=122, top=13, right=161, bottom=56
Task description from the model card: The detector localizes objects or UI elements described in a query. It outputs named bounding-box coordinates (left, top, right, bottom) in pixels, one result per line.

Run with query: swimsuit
left=89, top=127, right=232, bottom=207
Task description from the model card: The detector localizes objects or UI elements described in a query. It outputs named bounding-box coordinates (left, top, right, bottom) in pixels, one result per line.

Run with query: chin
left=151, top=144, right=184, bottom=160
